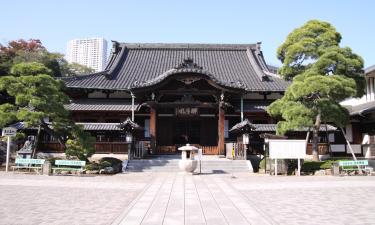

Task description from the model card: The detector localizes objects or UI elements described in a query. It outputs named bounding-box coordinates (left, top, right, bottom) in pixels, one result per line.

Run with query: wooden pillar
left=150, top=107, right=157, bottom=153
left=240, top=96, right=244, bottom=121
left=218, top=106, right=225, bottom=155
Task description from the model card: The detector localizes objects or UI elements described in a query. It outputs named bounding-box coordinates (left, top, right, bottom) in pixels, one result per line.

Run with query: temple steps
left=126, top=159, right=253, bottom=173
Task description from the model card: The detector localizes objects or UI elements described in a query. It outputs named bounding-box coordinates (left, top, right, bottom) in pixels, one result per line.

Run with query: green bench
left=12, top=158, right=45, bottom=174
left=52, top=160, right=86, bottom=174
left=338, top=160, right=373, bottom=175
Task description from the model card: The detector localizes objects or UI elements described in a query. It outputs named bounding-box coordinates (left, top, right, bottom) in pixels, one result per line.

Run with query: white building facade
left=341, top=65, right=375, bottom=158
left=66, top=38, right=107, bottom=72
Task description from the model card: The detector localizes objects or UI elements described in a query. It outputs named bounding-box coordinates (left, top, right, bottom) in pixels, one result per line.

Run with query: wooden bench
left=52, top=160, right=86, bottom=174
left=12, top=158, right=45, bottom=174
left=339, top=160, right=373, bottom=175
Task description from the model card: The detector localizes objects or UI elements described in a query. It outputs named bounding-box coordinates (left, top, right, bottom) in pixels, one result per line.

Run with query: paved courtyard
left=0, top=172, right=375, bottom=225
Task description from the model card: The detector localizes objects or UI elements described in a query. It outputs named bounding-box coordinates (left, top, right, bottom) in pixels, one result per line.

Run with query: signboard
left=269, top=139, right=306, bottom=159
left=2, top=127, right=17, bottom=173
left=268, top=139, right=306, bottom=177
left=175, top=107, right=198, bottom=117
left=2, top=127, right=17, bottom=137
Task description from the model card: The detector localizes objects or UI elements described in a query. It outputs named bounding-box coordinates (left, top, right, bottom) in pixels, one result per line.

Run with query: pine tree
left=268, top=20, right=365, bottom=161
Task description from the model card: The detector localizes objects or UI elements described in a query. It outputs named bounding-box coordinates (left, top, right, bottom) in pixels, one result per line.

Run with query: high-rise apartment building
left=66, top=38, right=107, bottom=72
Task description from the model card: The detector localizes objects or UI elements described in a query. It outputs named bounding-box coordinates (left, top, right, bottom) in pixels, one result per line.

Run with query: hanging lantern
left=125, top=132, right=133, bottom=143
left=242, top=133, right=249, bottom=144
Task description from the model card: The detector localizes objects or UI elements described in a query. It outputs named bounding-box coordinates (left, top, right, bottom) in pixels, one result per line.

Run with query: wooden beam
left=158, top=90, right=218, bottom=95
left=218, top=106, right=225, bottom=155
left=150, top=107, right=157, bottom=153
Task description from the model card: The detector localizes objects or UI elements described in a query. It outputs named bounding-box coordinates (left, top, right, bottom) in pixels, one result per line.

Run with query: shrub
left=99, top=161, right=112, bottom=169
left=65, top=125, right=95, bottom=161
left=99, top=157, right=123, bottom=173
left=85, top=162, right=99, bottom=171
left=302, top=159, right=350, bottom=172
left=259, top=158, right=266, bottom=170
left=99, top=157, right=122, bottom=167
left=47, top=157, right=62, bottom=166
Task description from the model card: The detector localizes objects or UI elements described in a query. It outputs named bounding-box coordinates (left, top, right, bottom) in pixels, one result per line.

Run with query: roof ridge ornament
left=111, top=40, right=120, bottom=54
left=175, top=57, right=203, bottom=70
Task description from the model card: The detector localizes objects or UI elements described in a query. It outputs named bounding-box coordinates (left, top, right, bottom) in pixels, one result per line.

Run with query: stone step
left=126, top=159, right=253, bottom=173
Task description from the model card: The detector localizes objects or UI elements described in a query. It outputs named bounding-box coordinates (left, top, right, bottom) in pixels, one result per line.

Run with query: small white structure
left=268, top=139, right=306, bottom=176
left=178, top=144, right=199, bottom=173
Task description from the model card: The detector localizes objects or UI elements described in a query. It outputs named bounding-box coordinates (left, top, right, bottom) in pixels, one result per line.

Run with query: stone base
left=178, top=160, right=198, bottom=173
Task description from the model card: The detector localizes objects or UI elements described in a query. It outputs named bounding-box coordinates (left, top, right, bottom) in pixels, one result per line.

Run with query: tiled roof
left=63, top=42, right=290, bottom=92
left=229, top=119, right=255, bottom=132
left=10, top=122, right=123, bottom=131
left=365, top=65, right=375, bottom=74
left=233, top=101, right=271, bottom=112
left=65, top=99, right=136, bottom=111
left=117, top=118, right=143, bottom=130
left=249, top=124, right=337, bottom=132
left=76, top=123, right=121, bottom=131
left=255, top=124, right=337, bottom=132
left=346, top=101, right=375, bottom=116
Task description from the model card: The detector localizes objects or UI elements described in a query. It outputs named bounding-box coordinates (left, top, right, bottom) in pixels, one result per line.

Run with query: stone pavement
left=1, top=172, right=375, bottom=225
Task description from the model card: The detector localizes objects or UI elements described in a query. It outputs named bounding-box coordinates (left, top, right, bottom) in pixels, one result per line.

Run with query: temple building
left=60, top=42, right=289, bottom=157
left=342, top=65, right=375, bottom=158
left=32, top=42, right=366, bottom=159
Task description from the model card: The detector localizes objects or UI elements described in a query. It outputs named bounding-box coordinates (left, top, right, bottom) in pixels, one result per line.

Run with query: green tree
left=65, top=125, right=95, bottom=161
left=0, top=62, right=70, bottom=149
left=59, top=61, right=95, bottom=76
left=268, top=20, right=365, bottom=161
left=0, top=39, right=63, bottom=77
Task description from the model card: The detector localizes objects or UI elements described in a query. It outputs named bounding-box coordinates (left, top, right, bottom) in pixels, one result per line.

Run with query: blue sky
left=1, top=0, right=374, bottom=67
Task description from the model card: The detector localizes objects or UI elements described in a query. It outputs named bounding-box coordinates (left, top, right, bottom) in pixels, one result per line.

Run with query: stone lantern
left=117, top=118, right=142, bottom=160
left=229, top=119, right=255, bottom=160
left=178, top=144, right=199, bottom=173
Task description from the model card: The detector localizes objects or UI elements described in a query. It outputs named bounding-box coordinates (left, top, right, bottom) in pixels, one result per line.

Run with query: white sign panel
left=269, top=139, right=306, bottom=159
left=2, top=127, right=17, bottom=137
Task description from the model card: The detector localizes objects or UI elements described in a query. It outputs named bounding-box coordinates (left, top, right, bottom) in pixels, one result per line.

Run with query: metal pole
left=131, top=92, right=135, bottom=121
left=6, top=136, right=10, bottom=172
left=275, top=159, right=278, bottom=176
left=340, top=127, right=362, bottom=174
left=340, top=127, right=357, bottom=161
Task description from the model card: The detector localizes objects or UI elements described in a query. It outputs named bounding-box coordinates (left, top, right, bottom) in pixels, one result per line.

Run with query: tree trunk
left=40, top=122, right=67, bottom=151
left=312, top=113, right=321, bottom=162
left=32, top=125, right=42, bottom=158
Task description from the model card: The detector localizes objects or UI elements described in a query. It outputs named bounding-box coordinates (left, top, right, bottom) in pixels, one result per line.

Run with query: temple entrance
left=174, top=119, right=201, bottom=145
left=131, top=69, right=244, bottom=156
left=156, top=116, right=218, bottom=154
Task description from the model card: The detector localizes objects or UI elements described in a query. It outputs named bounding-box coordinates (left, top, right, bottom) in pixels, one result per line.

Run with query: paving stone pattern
left=1, top=172, right=375, bottom=225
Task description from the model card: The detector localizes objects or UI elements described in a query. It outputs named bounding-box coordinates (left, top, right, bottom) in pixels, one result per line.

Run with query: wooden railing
left=199, top=145, right=219, bottom=155
left=38, top=142, right=128, bottom=154
left=156, top=145, right=220, bottom=155
left=95, top=142, right=128, bottom=154
left=156, top=146, right=176, bottom=154
left=39, top=143, right=63, bottom=153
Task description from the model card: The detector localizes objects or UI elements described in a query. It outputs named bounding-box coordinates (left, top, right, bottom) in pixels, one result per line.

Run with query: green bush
left=65, top=125, right=95, bottom=161
left=302, top=161, right=324, bottom=172
left=99, top=161, right=112, bottom=169
left=302, top=159, right=350, bottom=172
left=259, top=158, right=266, bottom=170
left=99, top=157, right=122, bottom=167
left=85, top=162, right=99, bottom=171
left=47, top=157, right=62, bottom=166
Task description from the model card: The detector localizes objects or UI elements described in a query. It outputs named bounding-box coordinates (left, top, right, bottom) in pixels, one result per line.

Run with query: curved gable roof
left=63, top=42, right=290, bottom=92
